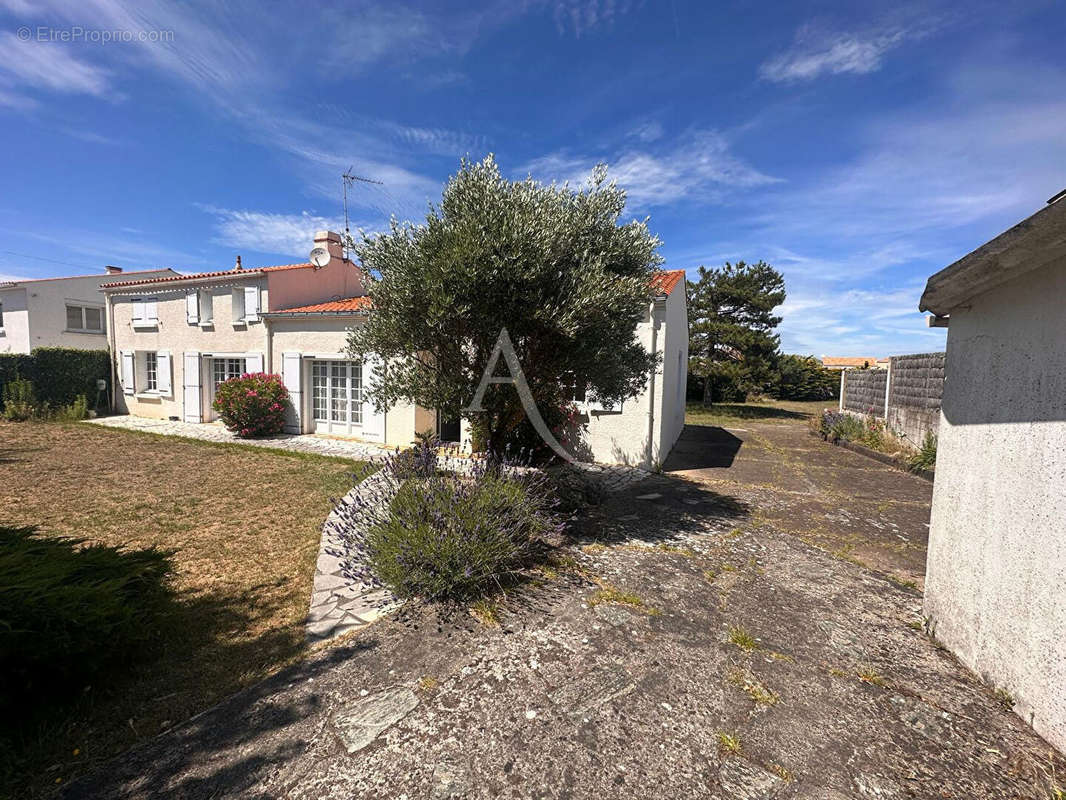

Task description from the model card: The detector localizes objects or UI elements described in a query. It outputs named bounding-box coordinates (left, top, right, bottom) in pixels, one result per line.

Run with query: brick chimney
left=104, top=265, right=122, bottom=274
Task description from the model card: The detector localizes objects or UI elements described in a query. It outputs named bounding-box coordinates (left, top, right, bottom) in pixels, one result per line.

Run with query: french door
left=207, top=357, right=246, bottom=421
left=311, top=360, right=363, bottom=435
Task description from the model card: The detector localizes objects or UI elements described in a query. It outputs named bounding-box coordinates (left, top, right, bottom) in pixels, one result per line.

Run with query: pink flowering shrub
left=212, top=372, right=289, bottom=437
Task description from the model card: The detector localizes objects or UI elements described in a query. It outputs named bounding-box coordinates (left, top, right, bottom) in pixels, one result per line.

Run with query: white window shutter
left=200, top=291, right=213, bottom=324
left=281, top=352, right=302, bottom=433
left=185, top=291, right=199, bottom=324
left=121, top=351, right=135, bottom=395
left=183, top=352, right=202, bottom=422
left=145, top=298, right=158, bottom=322
left=245, top=352, right=263, bottom=374
left=131, top=299, right=145, bottom=324
left=360, top=355, right=386, bottom=441
left=157, top=351, right=172, bottom=395
left=231, top=288, right=245, bottom=324
left=244, top=286, right=259, bottom=322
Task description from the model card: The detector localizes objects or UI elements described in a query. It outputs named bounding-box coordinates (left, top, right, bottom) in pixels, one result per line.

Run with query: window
left=66, top=303, right=105, bottom=333
left=0, top=301, right=5, bottom=328
left=145, top=351, right=158, bottom=392
left=311, top=360, right=363, bottom=432
left=561, top=372, right=587, bottom=403
left=213, top=358, right=246, bottom=388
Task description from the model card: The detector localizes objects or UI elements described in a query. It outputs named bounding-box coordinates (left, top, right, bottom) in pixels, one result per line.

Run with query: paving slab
left=62, top=415, right=1064, bottom=800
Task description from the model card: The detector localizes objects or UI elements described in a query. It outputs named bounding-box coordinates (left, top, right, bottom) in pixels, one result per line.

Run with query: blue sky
left=0, top=0, right=1063, bottom=357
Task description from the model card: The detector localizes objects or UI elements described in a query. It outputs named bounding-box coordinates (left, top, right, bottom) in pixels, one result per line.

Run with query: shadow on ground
left=663, top=425, right=743, bottom=470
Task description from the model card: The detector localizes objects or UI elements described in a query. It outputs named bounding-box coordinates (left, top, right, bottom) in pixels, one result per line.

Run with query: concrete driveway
left=64, top=417, right=1064, bottom=799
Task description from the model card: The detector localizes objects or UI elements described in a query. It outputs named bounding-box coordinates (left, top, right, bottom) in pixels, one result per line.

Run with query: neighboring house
left=918, top=193, right=1066, bottom=753
left=0, top=267, right=177, bottom=354
left=103, top=232, right=688, bottom=466
left=821, top=356, right=882, bottom=370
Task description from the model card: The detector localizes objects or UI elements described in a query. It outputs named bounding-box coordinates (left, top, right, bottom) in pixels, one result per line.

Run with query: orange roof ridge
left=651, top=269, right=686, bottom=296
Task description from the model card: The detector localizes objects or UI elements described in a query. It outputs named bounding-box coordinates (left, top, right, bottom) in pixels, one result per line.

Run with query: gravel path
left=87, top=415, right=392, bottom=460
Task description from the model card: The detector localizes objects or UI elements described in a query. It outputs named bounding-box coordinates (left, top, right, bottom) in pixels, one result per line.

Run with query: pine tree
left=688, top=261, right=786, bottom=404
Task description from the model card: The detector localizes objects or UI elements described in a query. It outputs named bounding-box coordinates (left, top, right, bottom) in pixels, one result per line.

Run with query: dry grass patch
left=0, top=421, right=368, bottom=796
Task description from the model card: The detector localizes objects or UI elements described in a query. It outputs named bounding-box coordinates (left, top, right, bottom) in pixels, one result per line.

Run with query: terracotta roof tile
left=821, top=356, right=880, bottom=368
left=101, top=262, right=315, bottom=289
left=651, top=269, right=686, bottom=296
left=270, top=296, right=372, bottom=314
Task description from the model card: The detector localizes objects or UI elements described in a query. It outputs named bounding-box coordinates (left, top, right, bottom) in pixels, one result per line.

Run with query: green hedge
left=0, top=347, right=110, bottom=409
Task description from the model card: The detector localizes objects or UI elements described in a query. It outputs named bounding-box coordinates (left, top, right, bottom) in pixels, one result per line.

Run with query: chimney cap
left=234, top=255, right=243, bottom=271
left=104, top=265, right=123, bottom=274
left=314, top=230, right=342, bottom=243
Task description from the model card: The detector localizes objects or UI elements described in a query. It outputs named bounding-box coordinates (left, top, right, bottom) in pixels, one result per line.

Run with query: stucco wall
left=581, top=288, right=687, bottom=468
left=924, top=255, right=1066, bottom=753
left=269, top=315, right=423, bottom=446
left=110, top=279, right=269, bottom=420
left=266, top=261, right=366, bottom=311
left=0, top=287, right=30, bottom=354
left=2, top=272, right=170, bottom=353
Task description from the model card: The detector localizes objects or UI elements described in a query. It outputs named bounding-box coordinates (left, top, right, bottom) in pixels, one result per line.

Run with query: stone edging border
left=306, top=468, right=402, bottom=641
left=810, top=430, right=934, bottom=483
left=305, top=457, right=653, bottom=641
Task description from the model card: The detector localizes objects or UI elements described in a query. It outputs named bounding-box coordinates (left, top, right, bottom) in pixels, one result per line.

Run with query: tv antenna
left=342, top=168, right=383, bottom=258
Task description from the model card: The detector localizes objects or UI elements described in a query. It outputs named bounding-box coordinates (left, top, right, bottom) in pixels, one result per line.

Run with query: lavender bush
left=327, top=440, right=564, bottom=603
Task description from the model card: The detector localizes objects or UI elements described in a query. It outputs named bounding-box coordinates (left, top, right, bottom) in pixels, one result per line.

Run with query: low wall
left=886, top=352, right=945, bottom=446
left=841, top=352, right=945, bottom=446
left=841, top=369, right=887, bottom=416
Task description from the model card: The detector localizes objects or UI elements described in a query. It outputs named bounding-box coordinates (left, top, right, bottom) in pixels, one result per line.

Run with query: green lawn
left=685, top=399, right=833, bottom=427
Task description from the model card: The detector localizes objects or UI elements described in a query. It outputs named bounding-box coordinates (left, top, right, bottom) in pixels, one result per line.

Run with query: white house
left=919, top=192, right=1066, bottom=753
left=0, top=267, right=176, bottom=354
left=102, top=231, right=688, bottom=467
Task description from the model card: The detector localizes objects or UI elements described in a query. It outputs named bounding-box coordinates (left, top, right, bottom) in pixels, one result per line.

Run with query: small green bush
left=907, top=432, right=937, bottom=473
left=0, top=525, right=175, bottom=713
left=367, top=471, right=561, bottom=602
left=212, top=372, right=289, bottom=437
left=49, top=394, right=89, bottom=422
left=1, top=377, right=37, bottom=421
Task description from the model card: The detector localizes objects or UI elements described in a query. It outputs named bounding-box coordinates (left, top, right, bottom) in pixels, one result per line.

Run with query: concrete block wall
left=841, top=368, right=888, bottom=416
left=841, top=352, right=945, bottom=446
left=886, top=352, right=945, bottom=446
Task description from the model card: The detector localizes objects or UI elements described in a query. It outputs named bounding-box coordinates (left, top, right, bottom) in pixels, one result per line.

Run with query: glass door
left=311, top=360, right=362, bottom=435
left=207, top=357, right=246, bottom=421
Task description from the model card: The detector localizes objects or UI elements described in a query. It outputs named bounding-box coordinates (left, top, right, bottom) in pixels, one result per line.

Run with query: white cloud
left=629, top=120, right=664, bottom=143
left=759, top=16, right=944, bottom=83
left=197, top=206, right=344, bottom=258
left=0, top=32, right=113, bottom=97
left=520, top=129, right=781, bottom=209
left=550, top=0, right=642, bottom=37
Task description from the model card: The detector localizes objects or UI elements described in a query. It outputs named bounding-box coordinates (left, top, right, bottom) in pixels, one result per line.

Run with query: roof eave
left=261, top=310, right=369, bottom=319
left=101, top=271, right=264, bottom=292
left=920, top=198, right=1066, bottom=315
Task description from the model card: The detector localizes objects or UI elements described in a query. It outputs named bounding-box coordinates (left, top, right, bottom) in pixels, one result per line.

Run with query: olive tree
left=346, top=155, right=663, bottom=454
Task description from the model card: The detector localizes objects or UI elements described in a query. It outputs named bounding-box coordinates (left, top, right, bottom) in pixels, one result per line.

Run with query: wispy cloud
left=0, top=32, right=113, bottom=98
left=520, top=129, right=781, bottom=209
left=760, top=18, right=938, bottom=83
left=197, top=206, right=345, bottom=259
left=551, top=0, right=643, bottom=37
